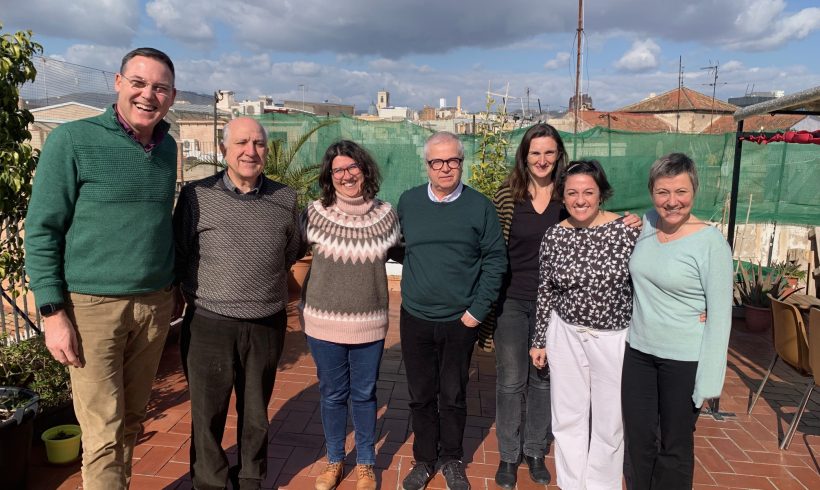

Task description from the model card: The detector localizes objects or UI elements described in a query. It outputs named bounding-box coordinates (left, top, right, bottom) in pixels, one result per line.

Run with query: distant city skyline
left=3, top=0, right=819, bottom=112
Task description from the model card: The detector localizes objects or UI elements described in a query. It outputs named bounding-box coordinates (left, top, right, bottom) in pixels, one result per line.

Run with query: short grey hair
left=423, top=131, right=464, bottom=161
left=648, top=153, right=699, bottom=194
left=221, top=117, right=268, bottom=146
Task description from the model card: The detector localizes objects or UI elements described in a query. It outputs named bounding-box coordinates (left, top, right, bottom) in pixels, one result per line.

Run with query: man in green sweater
left=24, top=48, right=178, bottom=490
left=398, top=132, right=507, bottom=490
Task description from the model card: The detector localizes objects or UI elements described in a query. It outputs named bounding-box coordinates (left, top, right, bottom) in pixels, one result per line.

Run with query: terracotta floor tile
left=128, top=473, right=177, bottom=490
left=132, top=446, right=178, bottom=476
left=155, top=461, right=189, bottom=480
left=710, top=471, right=778, bottom=489
left=696, top=445, right=733, bottom=474
left=785, top=465, right=820, bottom=489
left=706, top=435, right=752, bottom=462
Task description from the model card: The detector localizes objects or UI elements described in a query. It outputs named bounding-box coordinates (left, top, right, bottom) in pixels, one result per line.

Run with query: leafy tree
left=469, top=94, right=511, bottom=199
left=0, top=25, right=42, bottom=287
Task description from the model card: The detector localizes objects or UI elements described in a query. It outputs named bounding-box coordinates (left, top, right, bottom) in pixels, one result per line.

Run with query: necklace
left=656, top=216, right=688, bottom=242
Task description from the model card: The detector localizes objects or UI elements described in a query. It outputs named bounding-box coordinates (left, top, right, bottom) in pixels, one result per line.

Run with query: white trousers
left=545, top=311, right=627, bottom=490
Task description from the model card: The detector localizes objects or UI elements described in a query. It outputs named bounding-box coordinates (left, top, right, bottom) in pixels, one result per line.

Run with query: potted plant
left=1, top=387, right=40, bottom=489
left=771, top=261, right=807, bottom=289
left=0, top=334, right=74, bottom=435
left=41, top=423, right=82, bottom=464
left=733, top=262, right=794, bottom=332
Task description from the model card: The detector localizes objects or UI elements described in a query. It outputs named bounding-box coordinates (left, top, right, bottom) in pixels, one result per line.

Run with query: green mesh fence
left=253, top=113, right=820, bottom=225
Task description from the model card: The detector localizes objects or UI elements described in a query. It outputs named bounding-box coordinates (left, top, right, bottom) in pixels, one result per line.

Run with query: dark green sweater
left=24, top=107, right=177, bottom=307
left=397, top=184, right=507, bottom=322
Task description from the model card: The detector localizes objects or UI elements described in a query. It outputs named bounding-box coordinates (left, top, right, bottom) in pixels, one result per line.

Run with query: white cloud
left=721, top=60, right=745, bottom=72
left=3, top=0, right=139, bottom=45
left=146, top=0, right=215, bottom=44
left=544, top=52, right=570, bottom=70
left=63, top=44, right=127, bottom=72
left=727, top=2, right=820, bottom=50
left=615, top=39, right=661, bottom=72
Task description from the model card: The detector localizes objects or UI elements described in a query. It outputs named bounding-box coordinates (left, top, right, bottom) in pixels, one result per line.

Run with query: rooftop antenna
left=676, top=56, right=684, bottom=133
left=701, top=61, right=728, bottom=130
left=573, top=0, right=584, bottom=135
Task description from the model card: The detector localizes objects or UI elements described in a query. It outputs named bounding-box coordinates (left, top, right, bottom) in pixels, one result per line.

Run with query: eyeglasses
left=426, top=158, right=463, bottom=170
left=331, top=163, right=362, bottom=179
left=120, top=73, right=174, bottom=97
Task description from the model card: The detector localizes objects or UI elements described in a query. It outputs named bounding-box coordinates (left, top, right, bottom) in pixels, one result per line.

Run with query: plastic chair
left=747, top=294, right=811, bottom=416
left=780, top=307, right=820, bottom=450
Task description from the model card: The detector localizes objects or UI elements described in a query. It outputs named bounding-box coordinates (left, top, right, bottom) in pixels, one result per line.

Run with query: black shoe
left=494, top=461, right=518, bottom=489
left=441, top=460, right=470, bottom=490
left=524, top=455, right=551, bottom=484
left=402, top=461, right=434, bottom=490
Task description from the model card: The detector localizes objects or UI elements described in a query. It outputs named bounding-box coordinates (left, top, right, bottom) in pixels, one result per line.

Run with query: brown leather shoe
left=356, top=464, right=377, bottom=490
left=315, top=461, right=344, bottom=490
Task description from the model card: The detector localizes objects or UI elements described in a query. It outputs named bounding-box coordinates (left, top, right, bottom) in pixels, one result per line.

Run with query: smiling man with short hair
left=25, top=47, right=178, bottom=489
left=173, top=116, right=301, bottom=489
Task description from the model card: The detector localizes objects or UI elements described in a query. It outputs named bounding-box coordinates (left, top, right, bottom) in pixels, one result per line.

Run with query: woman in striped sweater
left=301, top=141, right=401, bottom=490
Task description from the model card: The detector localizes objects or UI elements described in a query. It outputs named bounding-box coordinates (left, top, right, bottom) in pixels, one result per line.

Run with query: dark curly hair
left=505, top=123, right=568, bottom=202
left=318, top=140, right=382, bottom=207
left=555, top=159, right=614, bottom=204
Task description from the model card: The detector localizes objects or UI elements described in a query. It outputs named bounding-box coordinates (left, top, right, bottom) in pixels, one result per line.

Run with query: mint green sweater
left=397, top=184, right=507, bottom=322
left=628, top=210, right=734, bottom=407
left=24, top=107, right=177, bottom=307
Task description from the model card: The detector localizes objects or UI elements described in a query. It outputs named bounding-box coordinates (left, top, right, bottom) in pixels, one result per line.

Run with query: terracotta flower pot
left=288, top=256, right=313, bottom=300
left=743, top=304, right=772, bottom=333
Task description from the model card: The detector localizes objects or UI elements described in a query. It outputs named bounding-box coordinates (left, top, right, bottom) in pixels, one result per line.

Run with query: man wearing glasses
left=397, top=131, right=507, bottom=490
left=25, top=47, right=178, bottom=489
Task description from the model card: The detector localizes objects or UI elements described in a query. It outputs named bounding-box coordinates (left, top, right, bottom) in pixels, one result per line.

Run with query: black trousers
left=399, top=307, right=478, bottom=465
left=621, top=344, right=700, bottom=490
left=181, top=308, right=286, bottom=490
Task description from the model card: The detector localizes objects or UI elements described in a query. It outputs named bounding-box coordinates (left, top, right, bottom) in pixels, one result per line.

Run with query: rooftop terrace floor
left=27, top=292, right=820, bottom=489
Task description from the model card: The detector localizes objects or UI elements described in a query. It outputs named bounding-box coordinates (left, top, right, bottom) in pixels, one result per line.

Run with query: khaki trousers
left=67, top=288, right=173, bottom=490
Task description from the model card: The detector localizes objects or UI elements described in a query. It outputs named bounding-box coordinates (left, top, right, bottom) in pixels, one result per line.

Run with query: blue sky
left=3, top=0, right=819, bottom=112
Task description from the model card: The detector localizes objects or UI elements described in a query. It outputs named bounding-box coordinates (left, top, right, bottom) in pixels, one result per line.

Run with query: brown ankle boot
left=356, top=464, right=377, bottom=490
left=315, top=461, right=344, bottom=490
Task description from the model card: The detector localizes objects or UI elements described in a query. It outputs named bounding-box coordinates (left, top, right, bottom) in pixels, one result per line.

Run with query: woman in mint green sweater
left=622, top=153, right=733, bottom=490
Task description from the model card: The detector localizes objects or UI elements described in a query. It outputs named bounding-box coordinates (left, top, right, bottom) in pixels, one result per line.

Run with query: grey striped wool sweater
left=173, top=172, right=301, bottom=319
left=302, top=194, right=401, bottom=344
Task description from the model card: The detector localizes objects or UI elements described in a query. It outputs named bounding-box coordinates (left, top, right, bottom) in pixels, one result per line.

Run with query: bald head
left=223, top=117, right=267, bottom=146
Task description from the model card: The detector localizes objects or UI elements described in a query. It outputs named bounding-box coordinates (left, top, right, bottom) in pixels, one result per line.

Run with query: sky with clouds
left=2, top=0, right=819, bottom=112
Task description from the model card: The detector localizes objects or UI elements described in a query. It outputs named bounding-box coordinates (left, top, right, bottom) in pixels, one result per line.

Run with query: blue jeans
left=306, top=335, right=384, bottom=465
left=494, top=297, right=552, bottom=462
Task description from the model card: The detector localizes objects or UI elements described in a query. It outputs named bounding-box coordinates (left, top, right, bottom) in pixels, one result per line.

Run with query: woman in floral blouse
left=530, top=160, right=639, bottom=490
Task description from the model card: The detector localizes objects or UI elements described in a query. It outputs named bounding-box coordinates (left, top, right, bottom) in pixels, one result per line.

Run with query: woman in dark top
left=530, top=160, right=639, bottom=490
left=488, top=123, right=568, bottom=488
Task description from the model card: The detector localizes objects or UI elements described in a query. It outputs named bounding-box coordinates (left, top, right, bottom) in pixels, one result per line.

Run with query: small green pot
left=41, top=424, right=82, bottom=464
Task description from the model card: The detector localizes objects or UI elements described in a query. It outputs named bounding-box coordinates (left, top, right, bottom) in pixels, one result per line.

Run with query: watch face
left=40, top=303, right=64, bottom=315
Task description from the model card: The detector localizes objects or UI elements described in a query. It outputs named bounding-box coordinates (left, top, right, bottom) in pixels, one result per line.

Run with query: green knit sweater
left=628, top=210, right=734, bottom=408
left=25, top=106, right=177, bottom=307
left=397, top=184, right=507, bottom=322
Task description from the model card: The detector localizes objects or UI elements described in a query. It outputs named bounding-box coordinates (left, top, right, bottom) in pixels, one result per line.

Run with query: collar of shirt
left=427, top=181, right=464, bottom=203
left=113, top=104, right=167, bottom=152
left=223, top=171, right=262, bottom=195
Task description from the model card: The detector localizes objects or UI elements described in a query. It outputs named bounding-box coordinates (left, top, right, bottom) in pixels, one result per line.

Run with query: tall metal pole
left=727, top=119, right=744, bottom=249
left=573, top=0, right=583, bottom=136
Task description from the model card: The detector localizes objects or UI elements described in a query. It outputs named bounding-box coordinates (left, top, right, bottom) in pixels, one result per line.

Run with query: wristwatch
left=39, top=303, right=65, bottom=316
